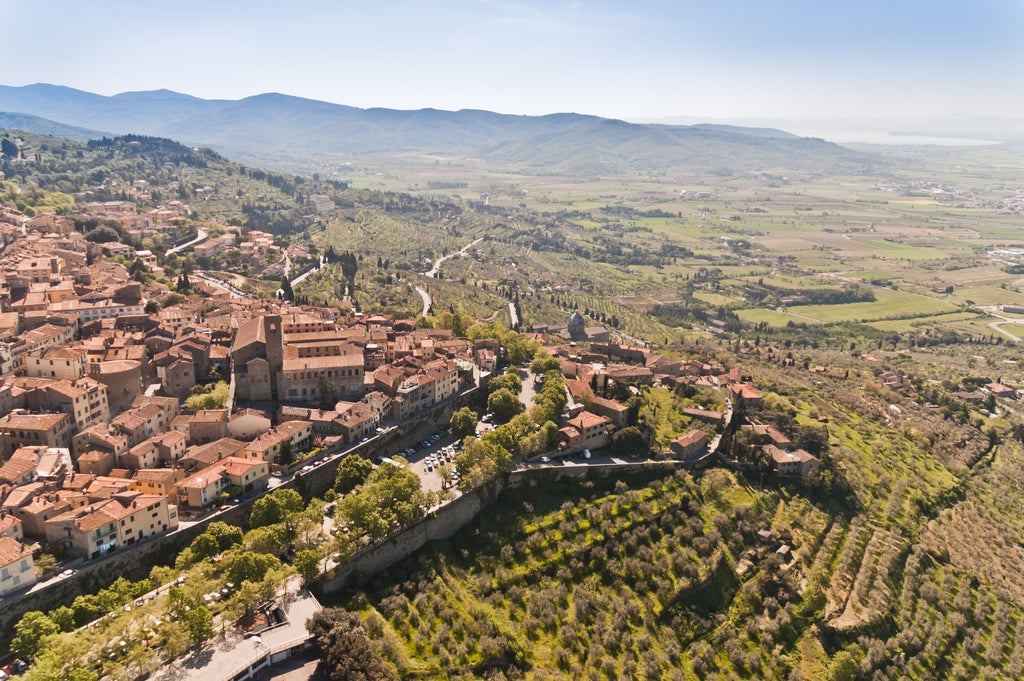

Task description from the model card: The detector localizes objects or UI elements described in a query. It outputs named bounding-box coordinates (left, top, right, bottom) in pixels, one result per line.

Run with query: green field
left=737, top=288, right=961, bottom=327
left=851, top=238, right=957, bottom=260
left=867, top=311, right=984, bottom=332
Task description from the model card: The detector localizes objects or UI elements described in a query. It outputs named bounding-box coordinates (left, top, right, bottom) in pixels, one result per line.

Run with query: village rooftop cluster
left=0, top=193, right=822, bottom=605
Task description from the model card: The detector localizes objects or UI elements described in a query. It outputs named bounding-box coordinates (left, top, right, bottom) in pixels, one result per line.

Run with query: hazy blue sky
left=2, top=0, right=1021, bottom=121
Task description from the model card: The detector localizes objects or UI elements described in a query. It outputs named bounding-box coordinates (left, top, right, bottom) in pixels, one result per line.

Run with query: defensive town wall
left=317, top=461, right=682, bottom=594
left=0, top=388, right=483, bottom=639
left=0, top=383, right=685, bottom=641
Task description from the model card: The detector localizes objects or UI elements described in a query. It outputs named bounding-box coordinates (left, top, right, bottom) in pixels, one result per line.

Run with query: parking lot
left=386, top=430, right=461, bottom=493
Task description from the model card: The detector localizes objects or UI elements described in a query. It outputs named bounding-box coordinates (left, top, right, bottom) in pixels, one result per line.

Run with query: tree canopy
left=335, top=454, right=374, bottom=494
left=449, top=406, right=479, bottom=439
left=488, top=387, right=524, bottom=422
left=307, top=608, right=397, bottom=681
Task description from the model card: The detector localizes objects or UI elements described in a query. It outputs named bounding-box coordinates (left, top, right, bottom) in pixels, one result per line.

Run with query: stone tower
left=568, top=310, right=586, bottom=340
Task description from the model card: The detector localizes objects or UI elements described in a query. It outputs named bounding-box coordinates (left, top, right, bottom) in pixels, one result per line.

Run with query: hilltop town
left=0, top=157, right=831, bottom=605
left=4, top=127, right=1024, bottom=681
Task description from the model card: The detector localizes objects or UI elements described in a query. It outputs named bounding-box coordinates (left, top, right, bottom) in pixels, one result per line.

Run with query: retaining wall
left=317, top=460, right=682, bottom=595
left=0, top=387, right=483, bottom=636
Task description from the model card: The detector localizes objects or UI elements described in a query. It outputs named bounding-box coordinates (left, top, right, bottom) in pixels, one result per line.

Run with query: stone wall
left=1, top=387, right=483, bottom=637
left=291, top=387, right=481, bottom=499
left=317, top=461, right=681, bottom=595
left=318, top=476, right=507, bottom=594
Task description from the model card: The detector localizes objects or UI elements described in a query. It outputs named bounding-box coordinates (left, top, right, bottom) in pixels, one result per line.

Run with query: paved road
left=166, top=228, right=208, bottom=256
left=289, top=255, right=326, bottom=288
left=416, top=237, right=483, bottom=317
left=423, top=237, right=483, bottom=278
left=193, top=271, right=256, bottom=299
left=415, top=285, right=431, bottom=318
left=982, top=307, right=1023, bottom=342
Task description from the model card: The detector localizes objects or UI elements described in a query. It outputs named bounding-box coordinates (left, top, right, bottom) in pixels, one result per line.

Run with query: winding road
left=415, top=285, right=432, bottom=318
left=165, top=228, right=208, bottom=256
left=414, top=237, right=484, bottom=317
left=983, top=306, right=1023, bottom=342
left=423, top=237, right=484, bottom=278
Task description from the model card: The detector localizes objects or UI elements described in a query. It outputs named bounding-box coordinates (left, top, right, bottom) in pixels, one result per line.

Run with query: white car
left=540, top=456, right=550, bottom=463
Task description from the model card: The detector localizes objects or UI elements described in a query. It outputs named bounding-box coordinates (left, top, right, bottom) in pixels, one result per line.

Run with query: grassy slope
left=324, top=354, right=1016, bottom=679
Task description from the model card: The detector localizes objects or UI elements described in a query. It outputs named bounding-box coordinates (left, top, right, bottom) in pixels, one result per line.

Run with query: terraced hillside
left=319, top=348, right=1024, bottom=680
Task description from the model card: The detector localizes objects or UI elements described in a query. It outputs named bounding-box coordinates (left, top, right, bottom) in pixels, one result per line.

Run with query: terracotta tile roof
left=0, top=412, right=68, bottom=431
left=568, top=411, right=608, bottom=431
left=133, top=468, right=181, bottom=483
left=0, top=536, right=31, bottom=566
left=231, top=315, right=267, bottom=353
left=190, top=409, right=228, bottom=423
left=0, top=514, right=21, bottom=534
left=282, top=354, right=363, bottom=371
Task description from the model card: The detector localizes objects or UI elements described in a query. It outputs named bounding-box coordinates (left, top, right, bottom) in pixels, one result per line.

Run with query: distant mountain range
left=0, top=83, right=877, bottom=175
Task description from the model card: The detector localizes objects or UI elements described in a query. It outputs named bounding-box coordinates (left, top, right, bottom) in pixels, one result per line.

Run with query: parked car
left=540, top=456, right=551, bottom=463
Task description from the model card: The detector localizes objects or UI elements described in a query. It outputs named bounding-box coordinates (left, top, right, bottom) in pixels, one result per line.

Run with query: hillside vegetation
left=5, top=124, right=1024, bottom=679
left=0, top=84, right=874, bottom=176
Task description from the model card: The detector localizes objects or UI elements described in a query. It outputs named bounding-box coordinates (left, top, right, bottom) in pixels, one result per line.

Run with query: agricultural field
left=326, top=470, right=835, bottom=681
left=310, top=337, right=1024, bottom=680
left=311, top=139, right=1024, bottom=349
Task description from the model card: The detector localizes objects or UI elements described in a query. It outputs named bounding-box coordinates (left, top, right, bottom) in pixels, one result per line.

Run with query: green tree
left=532, top=371, right=568, bottom=423
left=338, top=491, right=390, bottom=539
left=280, top=276, right=294, bottom=301
left=12, top=610, right=60, bottom=658
left=226, top=551, right=281, bottom=585
left=128, top=258, right=150, bottom=283
left=488, top=387, right=524, bottom=422
left=250, top=495, right=285, bottom=528
left=793, top=424, right=829, bottom=455
left=612, top=426, right=647, bottom=456
left=159, top=621, right=192, bottom=661
left=188, top=532, right=220, bottom=561
left=335, top=454, right=373, bottom=494
left=339, top=464, right=428, bottom=539
left=530, top=349, right=561, bottom=375
left=316, top=375, right=337, bottom=410
left=449, top=406, right=479, bottom=439
left=205, top=520, right=244, bottom=551
left=249, top=487, right=304, bottom=528
left=184, top=380, right=229, bottom=411
left=181, top=605, right=214, bottom=646
left=278, top=439, right=294, bottom=466
left=487, top=369, right=522, bottom=397
left=144, top=300, right=159, bottom=314
left=84, top=225, right=121, bottom=243
left=49, top=605, right=76, bottom=632
left=829, top=651, right=858, bottom=681
left=307, top=608, right=397, bottom=681
left=243, top=523, right=289, bottom=555
left=455, top=437, right=512, bottom=487
left=295, top=548, right=320, bottom=586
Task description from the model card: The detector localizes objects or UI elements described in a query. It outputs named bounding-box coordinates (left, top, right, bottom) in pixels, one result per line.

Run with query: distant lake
left=792, top=128, right=1001, bottom=147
